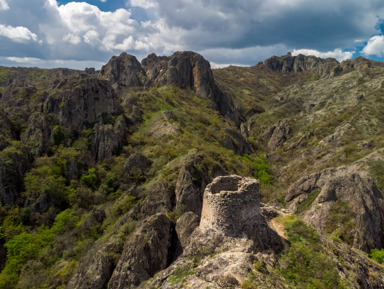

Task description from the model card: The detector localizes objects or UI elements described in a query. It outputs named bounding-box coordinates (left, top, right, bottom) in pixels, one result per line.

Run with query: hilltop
left=1, top=51, right=384, bottom=288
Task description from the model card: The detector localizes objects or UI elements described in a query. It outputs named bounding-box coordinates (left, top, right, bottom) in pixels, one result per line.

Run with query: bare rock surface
left=66, top=235, right=124, bottom=289
left=263, top=119, right=291, bottom=151
left=108, top=213, right=172, bottom=289
left=286, top=165, right=384, bottom=252
left=263, top=53, right=339, bottom=76
left=175, top=153, right=210, bottom=216
left=99, top=52, right=146, bottom=87
left=44, top=75, right=122, bottom=134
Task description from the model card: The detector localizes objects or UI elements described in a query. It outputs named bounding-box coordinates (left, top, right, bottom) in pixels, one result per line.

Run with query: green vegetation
left=167, top=265, right=195, bottom=285
left=296, top=189, right=320, bottom=214
left=325, top=200, right=355, bottom=245
left=278, top=216, right=344, bottom=289
left=370, top=248, right=384, bottom=264
left=369, top=160, right=384, bottom=195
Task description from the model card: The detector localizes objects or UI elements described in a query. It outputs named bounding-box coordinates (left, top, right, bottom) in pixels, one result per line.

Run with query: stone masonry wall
left=199, top=175, right=260, bottom=236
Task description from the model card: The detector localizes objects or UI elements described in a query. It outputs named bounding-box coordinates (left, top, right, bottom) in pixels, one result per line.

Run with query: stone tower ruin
left=199, top=175, right=260, bottom=236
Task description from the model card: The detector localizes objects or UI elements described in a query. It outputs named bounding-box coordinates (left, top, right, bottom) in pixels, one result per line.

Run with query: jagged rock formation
left=101, top=51, right=240, bottom=123
left=286, top=165, right=384, bottom=252
left=222, top=129, right=252, bottom=155
left=108, top=214, right=172, bottom=289
left=0, top=145, right=31, bottom=205
left=45, top=75, right=122, bottom=134
left=99, top=52, right=146, bottom=88
left=263, top=52, right=339, bottom=77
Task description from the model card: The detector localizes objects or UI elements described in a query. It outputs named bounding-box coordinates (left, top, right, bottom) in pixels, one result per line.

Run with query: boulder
left=175, top=211, right=199, bottom=248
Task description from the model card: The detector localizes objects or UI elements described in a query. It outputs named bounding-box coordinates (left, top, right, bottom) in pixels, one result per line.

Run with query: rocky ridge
left=1, top=52, right=384, bottom=288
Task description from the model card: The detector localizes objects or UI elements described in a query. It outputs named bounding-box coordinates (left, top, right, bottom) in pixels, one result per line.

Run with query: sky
left=1, top=0, right=384, bottom=69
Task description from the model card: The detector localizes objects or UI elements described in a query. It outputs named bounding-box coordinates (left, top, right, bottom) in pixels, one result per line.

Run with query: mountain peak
left=263, top=53, right=340, bottom=75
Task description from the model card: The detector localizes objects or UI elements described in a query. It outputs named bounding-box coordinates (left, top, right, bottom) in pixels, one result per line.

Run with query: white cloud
left=83, top=30, right=100, bottom=46
left=128, top=0, right=158, bottom=9
left=0, top=0, right=9, bottom=10
left=63, top=33, right=81, bottom=45
left=362, top=35, right=384, bottom=57
left=0, top=24, right=38, bottom=43
left=199, top=44, right=290, bottom=66
left=292, top=48, right=354, bottom=62
left=5, top=56, right=105, bottom=70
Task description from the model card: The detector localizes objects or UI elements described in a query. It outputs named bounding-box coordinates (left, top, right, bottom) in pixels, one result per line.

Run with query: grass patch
left=296, top=189, right=320, bottom=214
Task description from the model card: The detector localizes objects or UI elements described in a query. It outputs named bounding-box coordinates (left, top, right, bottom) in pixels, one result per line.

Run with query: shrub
left=81, top=168, right=97, bottom=188
left=370, top=248, right=384, bottom=264
left=278, top=216, right=343, bottom=288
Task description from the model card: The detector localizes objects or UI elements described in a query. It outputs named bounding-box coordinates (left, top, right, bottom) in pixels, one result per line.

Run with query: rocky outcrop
left=123, top=153, right=152, bottom=175
left=44, top=75, right=122, bottom=134
left=175, top=153, right=210, bottom=216
left=0, top=108, right=15, bottom=150
left=262, top=119, right=291, bottom=150
left=90, top=116, right=126, bottom=161
left=263, top=53, right=339, bottom=77
left=140, top=182, right=174, bottom=217
left=99, top=52, right=146, bottom=88
left=108, top=213, right=172, bottom=289
left=222, top=129, right=252, bottom=155
left=66, top=235, right=124, bottom=289
left=0, top=145, right=31, bottom=205
left=21, top=112, right=54, bottom=156
left=175, top=211, right=199, bottom=248
left=286, top=166, right=384, bottom=252
left=141, top=52, right=240, bottom=123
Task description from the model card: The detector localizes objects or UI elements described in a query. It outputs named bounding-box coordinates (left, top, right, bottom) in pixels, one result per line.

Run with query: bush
left=81, top=168, right=97, bottom=188
left=370, top=248, right=384, bottom=264
left=278, top=216, right=343, bottom=288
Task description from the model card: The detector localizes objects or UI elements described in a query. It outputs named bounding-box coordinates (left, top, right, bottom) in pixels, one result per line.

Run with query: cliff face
left=2, top=52, right=384, bottom=288
left=100, top=51, right=241, bottom=123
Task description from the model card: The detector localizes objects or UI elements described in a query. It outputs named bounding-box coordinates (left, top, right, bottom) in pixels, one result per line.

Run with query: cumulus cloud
left=292, top=49, right=354, bottom=62
left=129, top=0, right=158, bottom=9
left=362, top=35, right=384, bottom=57
left=0, top=24, right=39, bottom=43
left=199, top=44, right=290, bottom=66
left=0, top=0, right=9, bottom=10
left=4, top=56, right=105, bottom=69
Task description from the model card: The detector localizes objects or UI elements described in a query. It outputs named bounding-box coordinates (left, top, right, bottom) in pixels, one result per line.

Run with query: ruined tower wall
left=199, top=175, right=260, bottom=235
